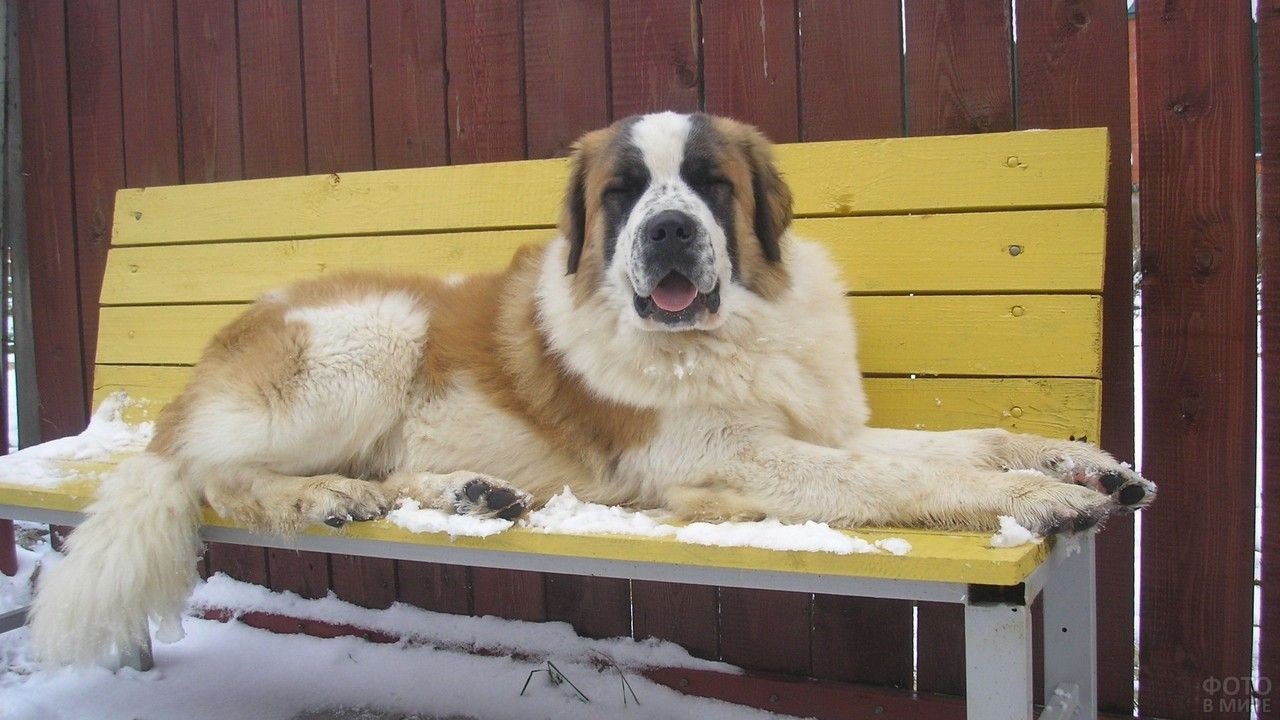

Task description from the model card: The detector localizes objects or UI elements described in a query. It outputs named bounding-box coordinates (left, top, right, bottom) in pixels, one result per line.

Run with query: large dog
left=30, top=112, right=1154, bottom=665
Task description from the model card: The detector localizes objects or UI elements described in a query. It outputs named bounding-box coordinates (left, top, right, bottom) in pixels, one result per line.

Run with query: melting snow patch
left=0, top=393, right=153, bottom=487
left=385, top=499, right=512, bottom=538
left=988, top=515, right=1043, bottom=548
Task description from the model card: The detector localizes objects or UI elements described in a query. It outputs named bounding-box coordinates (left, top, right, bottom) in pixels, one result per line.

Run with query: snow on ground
left=1, top=552, right=798, bottom=720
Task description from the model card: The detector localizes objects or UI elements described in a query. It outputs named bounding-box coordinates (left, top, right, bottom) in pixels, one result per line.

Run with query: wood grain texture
left=718, top=587, right=810, bottom=675
left=522, top=0, right=609, bottom=157
left=907, top=0, right=1017, bottom=699
left=545, top=573, right=632, bottom=640
left=608, top=0, right=701, bottom=117
left=811, top=595, right=912, bottom=688
left=301, top=0, right=373, bottom=173
left=266, top=549, right=331, bottom=600
left=444, top=0, right=524, bottom=164
left=330, top=553, right=397, bottom=609
left=469, top=568, right=546, bottom=622
left=65, top=0, right=125, bottom=403
left=120, top=0, right=182, bottom=187
left=1014, top=0, right=1136, bottom=711
left=702, top=0, right=798, bottom=142
left=1261, top=0, right=1280, bottom=699
left=396, top=560, right=471, bottom=614
left=1136, top=2, right=1257, bottom=717
left=17, top=0, right=86, bottom=441
left=369, top=0, right=448, bottom=169
left=797, top=0, right=903, bottom=141
left=905, top=0, right=1014, bottom=135
left=175, top=0, right=242, bottom=182
left=631, top=581, right=719, bottom=661
left=237, top=0, right=306, bottom=179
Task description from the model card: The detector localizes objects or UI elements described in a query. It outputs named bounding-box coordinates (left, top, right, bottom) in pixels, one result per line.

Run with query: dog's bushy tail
left=29, top=453, right=203, bottom=666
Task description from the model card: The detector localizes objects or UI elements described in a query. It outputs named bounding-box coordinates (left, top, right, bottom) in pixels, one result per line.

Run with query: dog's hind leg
left=201, top=467, right=395, bottom=532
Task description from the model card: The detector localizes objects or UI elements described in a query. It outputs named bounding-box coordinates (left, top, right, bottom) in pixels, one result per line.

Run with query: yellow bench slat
left=100, top=209, right=1104, bottom=305
left=93, top=295, right=1101, bottom=377
left=111, top=128, right=1107, bottom=246
left=91, top=365, right=1100, bottom=439
left=0, top=473, right=1049, bottom=586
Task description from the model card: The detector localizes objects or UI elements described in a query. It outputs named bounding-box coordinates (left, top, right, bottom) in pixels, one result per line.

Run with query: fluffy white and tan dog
left=30, top=112, right=1154, bottom=665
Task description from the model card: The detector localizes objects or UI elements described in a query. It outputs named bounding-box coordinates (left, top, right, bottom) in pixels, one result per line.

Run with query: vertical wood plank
left=301, top=0, right=374, bottom=173
left=237, top=0, right=306, bottom=180
left=632, top=581, right=718, bottom=661
left=237, top=0, right=330, bottom=597
left=175, top=0, right=267, bottom=584
left=545, top=574, right=631, bottom=639
left=797, top=0, right=903, bottom=141
left=65, top=0, right=125, bottom=405
left=1260, top=0, right=1280, bottom=699
left=368, top=0, right=467, bottom=612
left=1015, top=2, right=1135, bottom=711
left=608, top=0, right=700, bottom=117
left=120, top=0, right=182, bottom=188
left=1136, top=2, right=1256, bottom=717
left=16, top=0, right=85, bottom=441
left=907, top=0, right=1016, bottom=698
left=702, top=0, right=798, bottom=142
left=796, top=0, right=913, bottom=692
left=718, top=587, right=810, bottom=676
left=369, top=0, right=448, bottom=169
left=444, top=0, right=524, bottom=164
left=396, top=560, right=470, bottom=614
left=444, top=0, right=537, bottom=621
left=176, top=0, right=242, bottom=183
left=299, top=0, right=394, bottom=607
left=522, top=0, right=609, bottom=157
left=905, top=0, right=1014, bottom=135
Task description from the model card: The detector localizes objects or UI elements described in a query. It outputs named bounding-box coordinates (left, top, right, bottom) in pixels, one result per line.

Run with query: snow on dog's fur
left=29, top=112, right=1156, bottom=666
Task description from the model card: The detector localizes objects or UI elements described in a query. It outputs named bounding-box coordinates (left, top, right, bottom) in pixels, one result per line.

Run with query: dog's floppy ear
left=744, top=132, right=792, bottom=263
left=561, top=142, right=589, bottom=275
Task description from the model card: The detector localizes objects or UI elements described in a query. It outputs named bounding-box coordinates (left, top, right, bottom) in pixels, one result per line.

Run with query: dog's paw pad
left=457, top=477, right=531, bottom=520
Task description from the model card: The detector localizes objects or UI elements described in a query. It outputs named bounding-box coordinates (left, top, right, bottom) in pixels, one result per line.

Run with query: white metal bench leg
left=1040, top=533, right=1098, bottom=719
left=965, top=597, right=1033, bottom=720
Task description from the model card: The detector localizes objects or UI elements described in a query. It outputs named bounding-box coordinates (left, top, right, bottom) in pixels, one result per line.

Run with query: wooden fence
left=10, top=1, right=1271, bottom=717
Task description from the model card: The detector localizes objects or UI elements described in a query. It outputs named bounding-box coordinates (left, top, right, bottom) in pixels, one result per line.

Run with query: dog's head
left=560, top=112, right=792, bottom=332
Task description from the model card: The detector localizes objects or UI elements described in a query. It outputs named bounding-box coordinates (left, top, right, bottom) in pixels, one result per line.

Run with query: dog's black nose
left=645, top=210, right=696, bottom=243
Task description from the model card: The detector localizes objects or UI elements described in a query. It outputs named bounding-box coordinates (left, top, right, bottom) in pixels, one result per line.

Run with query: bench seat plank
left=100, top=209, right=1105, bottom=305
left=111, top=128, right=1106, bottom=246
left=0, top=471, right=1049, bottom=587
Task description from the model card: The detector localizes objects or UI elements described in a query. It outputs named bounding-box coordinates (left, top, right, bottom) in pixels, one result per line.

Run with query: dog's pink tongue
left=651, top=274, right=698, bottom=312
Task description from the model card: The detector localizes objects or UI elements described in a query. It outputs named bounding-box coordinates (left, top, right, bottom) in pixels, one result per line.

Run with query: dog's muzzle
left=631, top=210, right=721, bottom=326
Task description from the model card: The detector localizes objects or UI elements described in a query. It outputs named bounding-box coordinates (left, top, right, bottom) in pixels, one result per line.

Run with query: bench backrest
left=96, top=128, right=1108, bottom=440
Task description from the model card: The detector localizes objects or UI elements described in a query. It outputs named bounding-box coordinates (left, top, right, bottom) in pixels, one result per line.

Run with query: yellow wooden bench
left=0, top=128, right=1110, bottom=720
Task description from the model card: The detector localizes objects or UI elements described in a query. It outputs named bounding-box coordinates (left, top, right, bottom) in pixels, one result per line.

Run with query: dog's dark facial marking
left=748, top=145, right=791, bottom=263
left=600, top=143, right=650, bottom=266
left=564, top=159, right=589, bottom=274
left=682, top=115, right=739, bottom=278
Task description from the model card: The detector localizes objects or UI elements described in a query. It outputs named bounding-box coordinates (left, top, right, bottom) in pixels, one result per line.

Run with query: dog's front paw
left=454, top=475, right=532, bottom=521
left=1037, top=443, right=1156, bottom=513
left=1007, top=476, right=1117, bottom=536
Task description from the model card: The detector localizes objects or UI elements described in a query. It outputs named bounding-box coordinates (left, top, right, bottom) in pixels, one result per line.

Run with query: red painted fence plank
left=522, top=0, right=610, bottom=155
left=797, top=0, right=903, bottom=141
left=907, top=0, right=1016, bottom=698
left=369, top=0, right=448, bottom=169
left=238, top=0, right=307, bottom=180
left=120, top=0, right=182, bottom=188
left=17, top=0, right=85, bottom=442
left=65, top=0, right=124, bottom=405
left=608, top=0, right=700, bottom=117
left=631, top=581, right=719, bottom=661
left=1135, top=2, right=1257, bottom=717
left=1015, top=1, right=1136, bottom=711
left=702, top=0, right=798, bottom=142
left=1260, top=0, right=1280, bottom=702
left=301, top=0, right=374, bottom=174
left=905, top=0, right=1014, bottom=135
left=444, top=0, right=525, bottom=165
